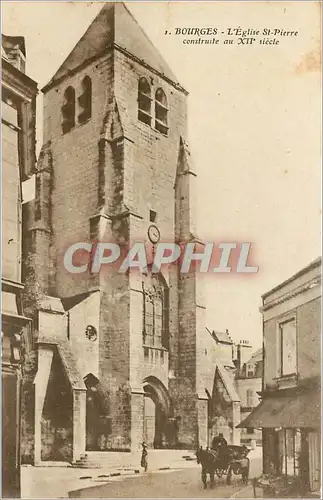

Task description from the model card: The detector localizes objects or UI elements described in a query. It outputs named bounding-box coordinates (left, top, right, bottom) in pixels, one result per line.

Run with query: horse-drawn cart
left=196, top=444, right=251, bottom=489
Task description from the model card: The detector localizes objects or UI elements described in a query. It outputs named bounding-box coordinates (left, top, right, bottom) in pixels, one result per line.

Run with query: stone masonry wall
left=42, top=52, right=114, bottom=298
left=114, top=49, right=196, bottom=450
left=39, top=38, right=208, bottom=452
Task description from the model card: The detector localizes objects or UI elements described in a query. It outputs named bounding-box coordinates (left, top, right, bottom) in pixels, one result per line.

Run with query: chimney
left=236, top=340, right=252, bottom=371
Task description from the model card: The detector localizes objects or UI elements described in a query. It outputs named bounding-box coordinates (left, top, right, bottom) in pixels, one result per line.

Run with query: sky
left=2, top=1, right=321, bottom=349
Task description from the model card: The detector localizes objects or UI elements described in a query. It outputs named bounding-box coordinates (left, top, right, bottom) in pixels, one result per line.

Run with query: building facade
left=20, top=3, right=242, bottom=465
left=239, top=258, right=321, bottom=494
left=1, top=35, right=38, bottom=497
left=204, top=329, right=242, bottom=446
left=235, top=347, right=262, bottom=446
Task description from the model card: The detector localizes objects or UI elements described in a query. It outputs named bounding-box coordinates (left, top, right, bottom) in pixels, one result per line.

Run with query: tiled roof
left=216, top=361, right=240, bottom=403
left=36, top=339, right=86, bottom=390
left=58, top=341, right=86, bottom=390
left=61, top=291, right=93, bottom=311
left=212, top=330, right=233, bottom=345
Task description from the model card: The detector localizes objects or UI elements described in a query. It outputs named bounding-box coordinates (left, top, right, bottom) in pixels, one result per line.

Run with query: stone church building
left=21, top=3, right=242, bottom=464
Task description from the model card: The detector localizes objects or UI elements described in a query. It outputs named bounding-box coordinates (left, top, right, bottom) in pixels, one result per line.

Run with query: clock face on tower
left=148, top=224, right=160, bottom=244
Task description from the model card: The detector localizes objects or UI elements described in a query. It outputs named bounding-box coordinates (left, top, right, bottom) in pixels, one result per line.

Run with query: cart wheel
left=226, top=467, right=232, bottom=485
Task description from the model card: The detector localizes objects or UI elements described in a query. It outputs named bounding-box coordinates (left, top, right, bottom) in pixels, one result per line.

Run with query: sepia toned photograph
left=1, top=1, right=321, bottom=498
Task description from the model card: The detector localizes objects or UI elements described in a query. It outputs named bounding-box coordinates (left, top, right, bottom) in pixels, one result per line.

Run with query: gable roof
left=206, top=327, right=234, bottom=346
left=215, top=362, right=240, bottom=403
left=43, top=2, right=183, bottom=92
left=213, top=330, right=233, bottom=345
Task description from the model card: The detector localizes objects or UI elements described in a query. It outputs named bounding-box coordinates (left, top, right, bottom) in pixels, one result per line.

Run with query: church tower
left=26, top=2, right=208, bottom=456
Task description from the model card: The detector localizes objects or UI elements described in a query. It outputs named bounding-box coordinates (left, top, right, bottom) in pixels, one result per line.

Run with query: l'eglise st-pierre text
left=174, top=27, right=299, bottom=37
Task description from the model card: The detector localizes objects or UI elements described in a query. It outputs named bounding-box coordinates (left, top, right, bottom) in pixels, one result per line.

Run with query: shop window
left=279, top=319, right=297, bottom=376
left=155, top=88, right=168, bottom=135
left=138, top=77, right=152, bottom=125
left=78, top=76, right=92, bottom=124
left=278, top=429, right=302, bottom=476
left=61, top=86, right=75, bottom=134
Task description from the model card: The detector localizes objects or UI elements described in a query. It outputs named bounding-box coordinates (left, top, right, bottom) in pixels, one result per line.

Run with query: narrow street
left=69, top=456, right=262, bottom=498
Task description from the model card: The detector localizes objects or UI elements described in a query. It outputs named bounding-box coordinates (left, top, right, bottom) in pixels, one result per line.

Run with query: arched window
left=155, top=88, right=168, bottom=135
left=61, top=86, right=75, bottom=134
left=138, top=77, right=152, bottom=126
left=78, top=76, right=92, bottom=124
left=142, top=272, right=169, bottom=349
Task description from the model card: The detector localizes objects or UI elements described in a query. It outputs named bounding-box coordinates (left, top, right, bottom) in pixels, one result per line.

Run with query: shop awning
left=237, top=389, right=321, bottom=429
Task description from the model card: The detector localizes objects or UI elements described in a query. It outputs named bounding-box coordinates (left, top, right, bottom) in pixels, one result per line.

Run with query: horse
left=196, top=445, right=251, bottom=489
left=195, top=446, right=220, bottom=489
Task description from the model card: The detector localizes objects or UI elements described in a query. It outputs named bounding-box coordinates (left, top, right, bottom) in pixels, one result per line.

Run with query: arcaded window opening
left=155, top=88, right=168, bottom=135
left=61, top=86, right=75, bottom=134
left=78, top=76, right=92, bottom=124
left=138, top=77, right=152, bottom=126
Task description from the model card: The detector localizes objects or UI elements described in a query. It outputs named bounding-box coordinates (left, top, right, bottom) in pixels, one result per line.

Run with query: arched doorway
left=143, top=377, right=170, bottom=449
left=84, top=373, right=111, bottom=451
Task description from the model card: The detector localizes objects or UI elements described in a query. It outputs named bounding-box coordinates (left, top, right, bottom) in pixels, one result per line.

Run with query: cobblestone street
left=68, top=461, right=261, bottom=498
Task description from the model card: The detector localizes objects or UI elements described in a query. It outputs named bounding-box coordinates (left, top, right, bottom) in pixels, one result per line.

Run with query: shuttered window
left=2, top=100, right=22, bottom=282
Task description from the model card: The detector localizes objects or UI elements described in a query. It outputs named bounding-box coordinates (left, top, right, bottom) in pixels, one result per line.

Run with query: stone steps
left=71, top=454, right=102, bottom=469
left=82, top=450, right=197, bottom=471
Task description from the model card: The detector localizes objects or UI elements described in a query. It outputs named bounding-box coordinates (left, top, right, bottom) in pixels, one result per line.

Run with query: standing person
left=141, top=442, right=148, bottom=472
left=239, top=448, right=250, bottom=485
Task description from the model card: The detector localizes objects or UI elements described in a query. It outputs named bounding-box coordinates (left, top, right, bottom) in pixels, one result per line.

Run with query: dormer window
left=247, top=363, right=255, bottom=377
left=138, top=77, right=152, bottom=126
left=78, top=76, right=92, bottom=124
left=155, top=88, right=168, bottom=135
left=61, top=86, right=75, bottom=134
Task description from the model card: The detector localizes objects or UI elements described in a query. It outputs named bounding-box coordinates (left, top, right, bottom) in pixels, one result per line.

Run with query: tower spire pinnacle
left=43, top=2, right=184, bottom=93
